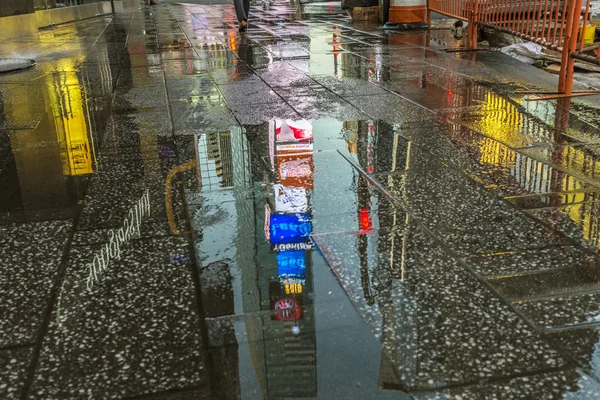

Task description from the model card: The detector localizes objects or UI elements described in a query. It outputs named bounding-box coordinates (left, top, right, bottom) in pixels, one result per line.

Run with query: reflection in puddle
left=193, top=119, right=319, bottom=398
left=5, top=2, right=600, bottom=398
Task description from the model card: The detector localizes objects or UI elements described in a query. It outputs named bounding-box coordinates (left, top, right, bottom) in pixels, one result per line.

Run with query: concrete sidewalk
left=2, top=0, right=600, bottom=398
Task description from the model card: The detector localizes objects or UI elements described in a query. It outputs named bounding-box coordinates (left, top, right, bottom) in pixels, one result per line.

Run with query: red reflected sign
left=273, top=298, right=303, bottom=321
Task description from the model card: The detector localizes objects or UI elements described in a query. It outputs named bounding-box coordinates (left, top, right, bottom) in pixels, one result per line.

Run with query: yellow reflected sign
left=284, top=280, right=303, bottom=295
left=48, top=71, right=95, bottom=176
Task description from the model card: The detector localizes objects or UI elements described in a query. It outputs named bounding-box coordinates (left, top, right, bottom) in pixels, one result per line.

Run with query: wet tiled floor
left=4, top=0, right=600, bottom=399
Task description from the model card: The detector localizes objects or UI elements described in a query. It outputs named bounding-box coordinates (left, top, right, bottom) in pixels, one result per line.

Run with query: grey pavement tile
left=287, top=57, right=345, bottom=76
left=263, top=44, right=310, bottom=59
left=0, top=221, right=73, bottom=347
left=0, top=347, right=34, bottom=400
left=506, top=191, right=600, bottom=210
left=0, top=84, right=47, bottom=129
left=0, top=65, right=49, bottom=85
left=137, top=387, right=212, bottom=400
left=254, top=61, right=314, bottom=87
left=117, top=66, right=166, bottom=88
left=489, top=264, right=600, bottom=300
left=218, top=81, right=282, bottom=105
left=402, top=122, right=592, bottom=200
left=127, top=54, right=163, bottom=68
left=453, top=109, right=576, bottom=150
left=526, top=203, right=600, bottom=251
left=345, top=94, right=433, bottom=124
left=160, top=50, right=200, bottom=62
left=311, top=75, right=390, bottom=97
left=77, top=153, right=181, bottom=230
left=71, top=62, right=122, bottom=89
left=161, top=60, right=207, bottom=78
left=521, top=144, right=600, bottom=187
left=29, top=237, right=206, bottom=399
left=545, top=327, right=600, bottom=379
left=100, top=112, right=174, bottom=155
left=171, top=99, right=238, bottom=135
left=468, top=246, right=586, bottom=278
left=412, top=369, right=600, bottom=400
left=113, top=85, right=169, bottom=111
left=374, top=148, right=561, bottom=257
left=291, top=93, right=370, bottom=120
left=165, top=75, right=220, bottom=99
left=208, top=64, right=258, bottom=85
left=312, top=224, right=570, bottom=390
left=516, top=292, right=600, bottom=329
left=272, top=83, right=330, bottom=100
left=72, top=221, right=174, bottom=246
left=229, top=101, right=300, bottom=125
left=290, top=53, right=367, bottom=76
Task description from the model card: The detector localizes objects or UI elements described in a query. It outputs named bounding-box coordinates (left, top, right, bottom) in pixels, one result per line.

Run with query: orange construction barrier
left=389, top=0, right=427, bottom=24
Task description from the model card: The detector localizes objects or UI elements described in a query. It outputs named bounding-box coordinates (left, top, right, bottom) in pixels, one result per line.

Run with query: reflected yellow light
left=47, top=70, right=95, bottom=176
left=471, top=92, right=526, bottom=148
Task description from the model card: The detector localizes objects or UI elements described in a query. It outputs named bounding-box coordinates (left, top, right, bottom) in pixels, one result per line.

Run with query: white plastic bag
left=274, top=184, right=309, bottom=213
left=500, top=42, right=543, bottom=64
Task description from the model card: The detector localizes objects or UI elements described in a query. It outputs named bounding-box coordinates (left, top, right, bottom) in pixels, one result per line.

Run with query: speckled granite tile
left=0, top=221, right=72, bottom=346
left=291, top=93, right=370, bottom=120
left=228, top=101, right=300, bottom=125
left=468, top=246, right=585, bottom=278
left=345, top=94, right=432, bottom=124
left=412, top=369, right=600, bottom=399
left=312, top=225, right=569, bottom=391
left=29, top=237, right=206, bottom=399
left=489, top=264, right=600, bottom=300
left=102, top=110, right=174, bottom=148
left=255, top=61, right=314, bottom=88
left=516, top=292, right=600, bottom=329
left=218, top=81, right=282, bottom=105
left=545, top=327, right=600, bottom=380
left=112, top=85, right=169, bottom=111
left=117, top=66, right=165, bottom=88
left=371, top=149, right=561, bottom=257
left=506, top=191, right=600, bottom=209
left=170, top=100, right=238, bottom=135
left=311, top=76, right=390, bottom=97
left=77, top=154, right=182, bottom=231
left=0, top=347, right=34, bottom=400
left=166, top=75, right=220, bottom=99
left=527, top=203, right=600, bottom=251
left=71, top=221, right=174, bottom=246
left=136, top=387, right=212, bottom=400
left=388, top=121, right=591, bottom=200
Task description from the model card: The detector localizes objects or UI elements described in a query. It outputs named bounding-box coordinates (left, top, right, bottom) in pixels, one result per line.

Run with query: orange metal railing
left=427, top=0, right=471, bottom=21
left=427, top=0, right=600, bottom=97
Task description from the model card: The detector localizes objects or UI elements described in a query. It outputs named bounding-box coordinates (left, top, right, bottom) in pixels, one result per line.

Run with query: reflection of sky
left=295, top=253, right=406, bottom=400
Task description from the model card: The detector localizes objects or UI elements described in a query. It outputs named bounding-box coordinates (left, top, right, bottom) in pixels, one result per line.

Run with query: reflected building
left=328, top=118, right=593, bottom=397
left=0, top=61, right=106, bottom=222
left=194, top=121, right=317, bottom=400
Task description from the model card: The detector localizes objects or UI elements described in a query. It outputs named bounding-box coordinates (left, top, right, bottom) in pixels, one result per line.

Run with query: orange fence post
left=558, top=0, right=584, bottom=95
left=467, top=0, right=478, bottom=49
left=427, top=5, right=432, bottom=29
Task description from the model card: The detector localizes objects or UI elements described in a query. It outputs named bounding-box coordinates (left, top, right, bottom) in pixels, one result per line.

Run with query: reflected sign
left=269, top=213, right=312, bottom=244
left=277, top=251, right=307, bottom=279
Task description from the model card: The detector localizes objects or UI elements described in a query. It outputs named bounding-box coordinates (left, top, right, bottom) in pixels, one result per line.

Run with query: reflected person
left=234, top=0, right=250, bottom=32
left=236, top=35, right=254, bottom=70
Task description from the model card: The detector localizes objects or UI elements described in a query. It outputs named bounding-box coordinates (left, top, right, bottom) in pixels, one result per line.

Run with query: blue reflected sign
left=277, top=251, right=306, bottom=278
left=269, top=213, right=312, bottom=244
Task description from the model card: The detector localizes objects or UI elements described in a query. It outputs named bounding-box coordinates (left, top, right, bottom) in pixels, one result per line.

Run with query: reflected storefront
left=191, top=119, right=318, bottom=399
left=34, top=0, right=105, bottom=10
left=0, top=22, right=117, bottom=222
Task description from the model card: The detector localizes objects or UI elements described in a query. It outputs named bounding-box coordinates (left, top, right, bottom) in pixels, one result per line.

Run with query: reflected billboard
left=277, top=251, right=307, bottom=279
left=269, top=213, right=312, bottom=244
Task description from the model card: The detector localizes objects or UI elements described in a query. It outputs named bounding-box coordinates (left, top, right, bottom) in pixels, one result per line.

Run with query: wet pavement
left=4, top=1, right=600, bottom=399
